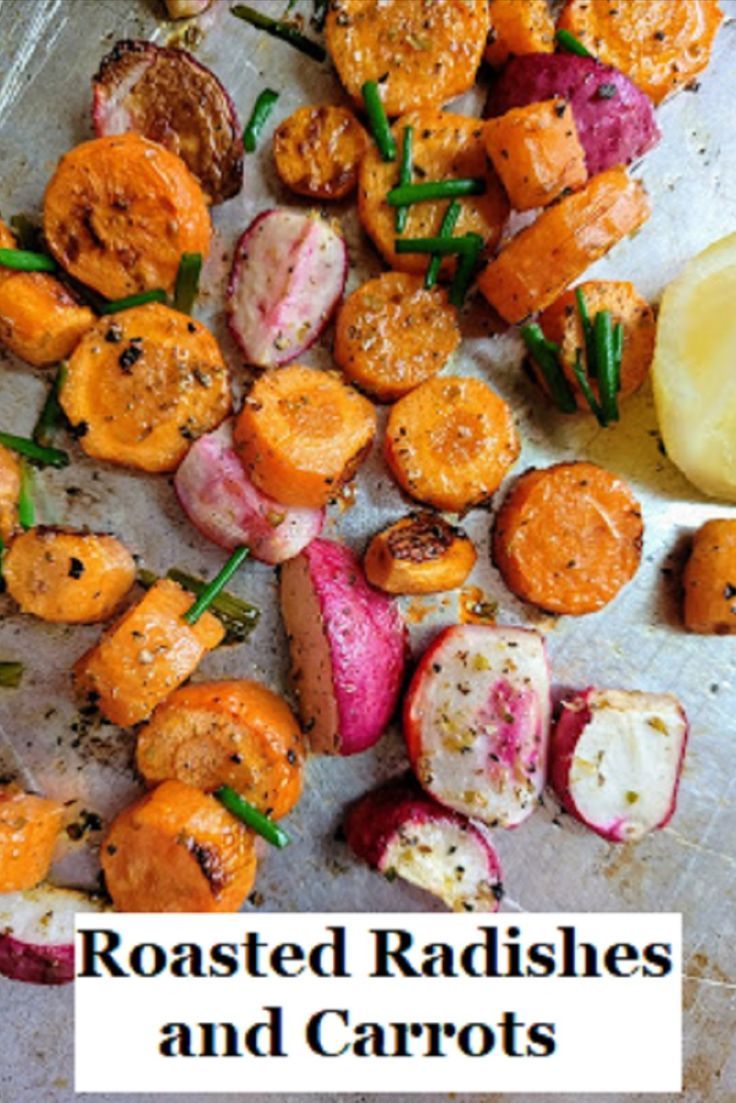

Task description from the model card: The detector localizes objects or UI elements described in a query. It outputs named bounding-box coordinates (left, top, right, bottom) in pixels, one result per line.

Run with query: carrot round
left=558, top=0, right=723, bottom=104
left=233, top=365, right=376, bottom=509
left=334, top=272, right=460, bottom=402
left=273, top=105, right=369, bottom=200
left=73, top=578, right=224, bottom=727
left=0, top=785, right=63, bottom=892
left=60, top=302, right=231, bottom=473
left=4, top=528, right=136, bottom=624
left=43, top=134, right=211, bottom=300
left=493, top=461, right=643, bottom=615
left=486, top=0, right=555, bottom=66
left=682, top=519, right=736, bottom=635
left=101, top=779, right=256, bottom=912
left=384, top=376, right=520, bottom=513
left=0, top=443, right=20, bottom=544
left=364, top=512, right=477, bottom=594
left=136, top=680, right=304, bottom=819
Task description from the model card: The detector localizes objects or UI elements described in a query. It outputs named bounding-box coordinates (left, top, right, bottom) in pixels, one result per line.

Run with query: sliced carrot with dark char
left=0, top=443, right=21, bottom=544
left=273, top=105, right=369, bottom=200
left=364, top=512, right=477, bottom=594
left=61, top=302, right=231, bottom=473
left=43, top=133, right=211, bottom=300
left=0, top=785, right=63, bottom=892
left=136, top=680, right=304, bottom=819
left=385, top=376, right=519, bottom=513
left=493, top=461, right=643, bottom=615
left=486, top=0, right=555, bottom=66
left=101, top=779, right=256, bottom=912
left=682, top=519, right=736, bottom=635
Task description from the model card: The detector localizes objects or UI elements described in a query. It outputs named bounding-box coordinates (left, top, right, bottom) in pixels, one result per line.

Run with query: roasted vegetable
left=364, top=513, right=476, bottom=595
left=0, top=786, right=63, bottom=893
left=486, top=0, right=554, bottom=66
left=0, top=884, right=109, bottom=986
left=683, top=519, right=736, bottom=634
left=273, top=105, right=369, bottom=199
left=0, top=443, right=20, bottom=544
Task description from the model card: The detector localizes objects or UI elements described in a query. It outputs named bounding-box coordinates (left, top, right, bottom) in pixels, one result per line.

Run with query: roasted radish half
left=404, top=625, right=551, bottom=828
left=550, top=688, right=689, bottom=843
left=279, top=539, right=406, bottom=756
left=0, top=884, right=109, bottom=985
left=364, top=512, right=477, bottom=595
left=345, top=776, right=503, bottom=913
left=227, top=210, right=348, bottom=368
left=175, top=421, right=324, bottom=565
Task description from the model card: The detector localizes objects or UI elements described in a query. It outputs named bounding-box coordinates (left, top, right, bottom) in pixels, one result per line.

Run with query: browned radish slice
left=0, top=884, right=109, bottom=985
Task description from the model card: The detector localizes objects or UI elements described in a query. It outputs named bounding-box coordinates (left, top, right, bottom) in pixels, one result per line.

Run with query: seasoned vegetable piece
left=359, top=109, right=509, bottom=277
left=0, top=443, right=20, bottom=543
left=279, top=539, right=406, bottom=756
left=101, top=780, right=256, bottom=912
left=404, top=625, right=551, bottom=828
left=4, top=529, right=135, bottom=624
left=92, top=40, right=243, bottom=204
left=273, top=105, right=369, bottom=200
left=0, top=274, right=93, bottom=368
left=364, top=513, right=476, bottom=594
left=165, top=0, right=212, bottom=16
left=683, top=520, right=736, bottom=634
left=551, top=689, right=689, bottom=842
left=485, top=0, right=555, bottom=65
left=43, top=134, right=211, bottom=300
left=345, top=776, right=503, bottom=912
left=73, top=578, right=224, bottom=727
left=0, top=884, right=109, bottom=986
left=227, top=210, right=348, bottom=368
left=136, top=680, right=304, bottom=819
left=0, top=786, right=63, bottom=893
left=478, top=168, right=650, bottom=323
left=325, top=0, right=489, bottom=117
left=334, top=272, right=460, bottom=402
left=61, top=303, right=230, bottom=473
left=558, top=0, right=723, bottom=104
left=234, top=365, right=376, bottom=509
left=483, top=100, right=587, bottom=211
left=385, top=376, right=519, bottom=513
left=493, top=462, right=643, bottom=615
left=175, top=422, right=324, bottom=564
left=537, top=280, right=655, bottom=407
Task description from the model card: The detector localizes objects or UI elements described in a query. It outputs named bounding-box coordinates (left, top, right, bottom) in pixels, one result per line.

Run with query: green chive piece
left=395, top=126, right=414, bottom=233
left=575, top=286, right=596, bottom=377
left=387, top=177, right=486, bottom=207
left=173, top=253, right=203, bottom=315
left=138, top=567, right=259, bottom=644
left=396, top=234, right=481, bottom=257
left=33, top=363, right=69, bottom=448
left=183, top=547, right=250, bottom=625
left=594, top=310, right=619, bottom=423
left=0, top=662, right=24, bottom=688
left=424, top=200, right=462, bottom=289
left=362, top=80, right=396, bottom=162
left=312, top=0, right=328, bottom=32
left=571, top=348, right=606, bottom=426
left=0, top=431, right=69, bottom=469
left=0, top=247, right=56, bottom=272
left=521, top=324, right=577, bottom=414
left=9, top=215, right=42, bottom=253
left=449, top=233, right=483, bottom=308
left=231, top=5, right=326, bottom=62
left=613, top=321, right=624, bottom=391
left=18, top=460, right=35, bottom=531
left=215, top=784, right=291, bottom=848
left=98, top=289, right=167, bottom=315
left=243, top=88, right=280, bottom=153
left=555, top=28, right=593, bottom=57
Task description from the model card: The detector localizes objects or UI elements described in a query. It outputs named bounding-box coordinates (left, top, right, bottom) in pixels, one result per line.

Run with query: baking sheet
left=0, top=0, right=735, bottom=1100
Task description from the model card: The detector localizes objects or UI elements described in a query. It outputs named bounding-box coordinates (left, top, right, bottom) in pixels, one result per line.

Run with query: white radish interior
left=0, top=884, right=106, bottom=945
left=382, top=819, right=500, bottom=913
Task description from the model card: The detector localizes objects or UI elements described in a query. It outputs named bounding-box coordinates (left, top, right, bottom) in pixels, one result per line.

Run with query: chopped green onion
left=18, top=460, right=35, bottom=531
left=0, top=431, right=69, bottom=469
left=571, top=348, right=606, bottom=426
left=9, top=214, right=43, bottom=252
left=138, top=567, right=259, bottom=644
left=98, top=289, right=167, bottom=315
left=33, top=363, right=68, bottom=448
left=231, top=5, right=327, bottom=62
left=0, top=247, right=56, bottom=272
left=243, top=88, right=280, bottom=153
left=362, top=80, right=396, bottom=162
left=555, top=28, right=593, bottom=57
left=395, top=126, right=414, bottom=233
left=183, top=547, right=250, bottom=625
left=387, top=177, right=486, bottom=207
left=0, top=662, right=23, bottom=688
left=173, top=253, right=202, bottom=315
left=396, top=234, right=482, bottom=257
left=575, top=286, right=595, bottom=376
left=215, top=784, right=291, bottom=848
left=521, top=324, right=577, bottom=414
left=424, top=200, right=461, bottom=289
left=449, top=233, right=483, bottom=308
left=594, top=309, right=619, bottom=423
left=613, top=321, right=624, bottom=391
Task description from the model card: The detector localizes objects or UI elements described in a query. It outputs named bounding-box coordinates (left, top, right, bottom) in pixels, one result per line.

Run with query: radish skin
left=0, top=884, right=109, bottom=985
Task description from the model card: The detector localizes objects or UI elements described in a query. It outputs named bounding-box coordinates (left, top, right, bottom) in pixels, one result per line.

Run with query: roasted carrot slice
left=483, top=100, right=587, bottom=212
left=334, top=272, right=460, bottom=402
left=683, top=519, right=736, bottom=635
left=384, top=376, right=520, bottom=513
left=364, top=512, right=477, bottom=594
left=4, top=528, right=136, bottom=624
left=273, top=105, right=369, bottom=200
left=477, top=168, right=650, bottom=323
left=0, top=443, right=20, bottom=544
left=486, top=0, right=555, bottom=65
left=233, top=365, right=376, bottom=509
left=537, top=280, right=655, bottom=407
left=558, top=0, right=723, bottom=104
left=43, top=134, right=211, bottom=300
left=359, top=108, right=509, bottom=277
left=136, top=680, right=304, bottom=819
left=73, top=578, right=224, bottom=727
left=60, top=302, right=231, bottom=473
left=325, top=0, right=489, bottom=117
left=0, top=785, right=63, bottom=892
left=493, top=461, right=643, bottom=615
left=101, top=779, right=256, bottom=912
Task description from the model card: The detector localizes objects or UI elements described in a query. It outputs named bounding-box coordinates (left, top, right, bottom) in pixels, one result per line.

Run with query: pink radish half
left=0, top=884, right=109, bottom=986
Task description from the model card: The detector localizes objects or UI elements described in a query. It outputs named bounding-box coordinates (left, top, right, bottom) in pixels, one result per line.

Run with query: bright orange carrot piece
left=273, top=105, right=369, bottom=200
left=0, top=443, right=20, bottom=544
left=0, top=785, right=63, bottom=892
left=364, top=512, right=477, bottom=594
left=683, top=519, right=736, bottom=634
left=486, top=0, right=555, bottom=66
